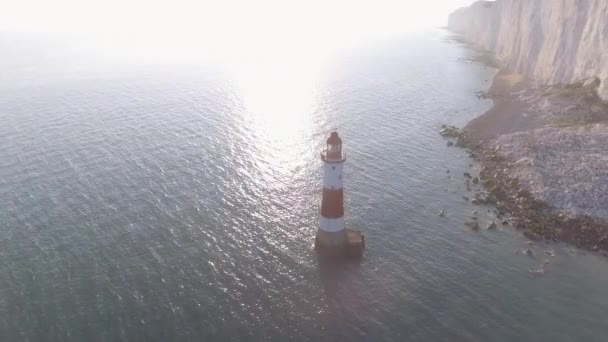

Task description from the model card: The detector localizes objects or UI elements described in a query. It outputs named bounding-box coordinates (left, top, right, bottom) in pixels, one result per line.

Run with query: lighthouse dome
left=326, top=131, right=342, bottom=145
left=324, top=131, right=344, bottom=161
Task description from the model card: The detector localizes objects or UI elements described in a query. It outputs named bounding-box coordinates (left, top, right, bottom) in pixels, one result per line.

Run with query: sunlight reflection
left=233, top=55, right=324, bottom=172
left=238, top=64, right=318, bottom=136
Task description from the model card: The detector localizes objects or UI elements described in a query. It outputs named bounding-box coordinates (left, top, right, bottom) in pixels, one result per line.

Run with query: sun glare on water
left=2, top=0, right=473, bottom=165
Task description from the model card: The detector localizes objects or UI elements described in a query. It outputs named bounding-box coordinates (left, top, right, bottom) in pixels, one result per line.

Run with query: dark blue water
left=2, top=29, right=608, bottom=341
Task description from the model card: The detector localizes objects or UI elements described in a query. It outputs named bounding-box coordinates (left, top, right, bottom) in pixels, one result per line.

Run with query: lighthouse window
left=332, top=166, right=336, bottom=170
left=339, top=175, right=342, bottom=180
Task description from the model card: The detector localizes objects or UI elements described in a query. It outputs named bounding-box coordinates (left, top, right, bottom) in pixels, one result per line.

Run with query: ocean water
left=2, top=29, right=608, bottom=341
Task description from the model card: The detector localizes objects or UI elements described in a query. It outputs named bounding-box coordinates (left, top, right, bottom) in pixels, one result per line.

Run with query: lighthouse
left=315, top=131, right=364, bottom=257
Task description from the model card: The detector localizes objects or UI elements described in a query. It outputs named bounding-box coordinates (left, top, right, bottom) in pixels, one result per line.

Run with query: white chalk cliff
left=448, top=0, right=608, bottom=101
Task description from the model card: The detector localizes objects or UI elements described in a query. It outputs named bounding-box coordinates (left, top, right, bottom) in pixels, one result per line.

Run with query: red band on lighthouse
left=319, top=132, right=346, bottom=233
left=321, top=189, right=344, bottom=218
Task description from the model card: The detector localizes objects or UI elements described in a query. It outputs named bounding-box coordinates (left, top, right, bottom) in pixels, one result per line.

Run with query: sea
left=2, top=28, right=608, bottom=341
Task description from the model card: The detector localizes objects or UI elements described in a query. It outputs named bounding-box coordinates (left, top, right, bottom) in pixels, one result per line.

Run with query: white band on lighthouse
left=319, top=216, right=346, bottom=233
left=322, top=163, right=343, bottom=190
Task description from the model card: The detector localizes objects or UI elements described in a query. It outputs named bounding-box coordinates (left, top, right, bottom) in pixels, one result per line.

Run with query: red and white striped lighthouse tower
left=315, top=131, right=364, bottom=256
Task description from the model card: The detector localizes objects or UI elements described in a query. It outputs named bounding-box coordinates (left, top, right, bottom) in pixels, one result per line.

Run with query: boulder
left=465, top=221, right=480, bottom=231
left=523, top=230, right=541, bottom=241
left=439, top=126, right=461, bottom=138
left=489, top=187, right=508, bottom=201
left=516, top=189, right=532, bottom=199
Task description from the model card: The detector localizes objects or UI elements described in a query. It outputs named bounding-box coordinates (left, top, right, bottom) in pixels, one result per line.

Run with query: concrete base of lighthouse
left=315, top=229, right=364, bottom=258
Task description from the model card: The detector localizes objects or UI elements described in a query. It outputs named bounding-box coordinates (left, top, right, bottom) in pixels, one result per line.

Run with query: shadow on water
left=317, top=256, right=363, bottom=297
left=315, top=255, right=371, bottom=340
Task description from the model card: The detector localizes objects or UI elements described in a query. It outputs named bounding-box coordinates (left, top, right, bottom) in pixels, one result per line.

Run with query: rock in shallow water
left=465, top=221, right=480, bottom=231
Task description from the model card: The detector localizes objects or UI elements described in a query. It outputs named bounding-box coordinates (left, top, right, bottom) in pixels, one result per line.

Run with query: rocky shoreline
left=445, top=0, right=608, bottom=253
left=441, top=124, right=608, bottom=253
left=438, top=28, right=608, bottom=254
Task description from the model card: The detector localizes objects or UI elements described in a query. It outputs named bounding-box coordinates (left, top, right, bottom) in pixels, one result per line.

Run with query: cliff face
left=449, top=0, right=608, bottom=101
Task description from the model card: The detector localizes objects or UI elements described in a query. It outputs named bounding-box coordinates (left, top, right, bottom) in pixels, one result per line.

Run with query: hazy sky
left=1, top=0, right=475, bottom=35
left=0, top=0, right=477, bottom=66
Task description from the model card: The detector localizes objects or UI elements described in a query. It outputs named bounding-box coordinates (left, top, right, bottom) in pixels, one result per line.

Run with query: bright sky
left=1, top=0, right=474, bottom=36
left=1, top=0, right=476, bottom=65
left=0, top=0, right=477, bottom=150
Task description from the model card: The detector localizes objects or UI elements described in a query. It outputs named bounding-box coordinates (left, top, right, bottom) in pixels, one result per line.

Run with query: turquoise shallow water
left=1, top=29, right=608, bottom=341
